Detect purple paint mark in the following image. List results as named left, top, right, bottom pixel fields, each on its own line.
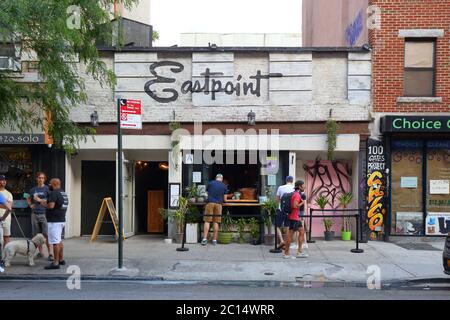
left=346, top=10, right=363, bottom=47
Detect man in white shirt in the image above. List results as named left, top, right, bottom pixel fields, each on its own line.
left=0, top=175, right=14, bottom=246
left=275, top=176, right=295, bottom=249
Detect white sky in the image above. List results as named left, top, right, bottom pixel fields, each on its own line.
left=150, top=0, right=302, bottom=46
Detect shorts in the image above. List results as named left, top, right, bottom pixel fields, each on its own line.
left=287, top=219, right=302, bottom=231
left=275, top=209, right=289, bottom=228
left=48, top=222, right=65, bottom=245
left=204, top=203, right=222, bottom=223
left=1, top=220, right=11, bottom=237
left=31, top=212, right=48, bottom=237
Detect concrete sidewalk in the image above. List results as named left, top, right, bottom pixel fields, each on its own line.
left=1, top=235, right=449, bottom=283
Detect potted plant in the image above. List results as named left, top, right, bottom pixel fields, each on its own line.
left=160, top=196, right=188, bottom=244
left=261, top=187, right=277, bottom=246
left=236, top=218, right=247, bottom=244
left=315, top=195, right=334, bottom=241
left=196, top=186, right=206, bottom=203
left=185, top=206, right=200, bottom=243
left=248, top=217, right=260, bottom=245
left=338, top=192, right=353, bottom=241
left=185, top=184, right=198, bottom=203
left=217, top=211, right=234, bottom=244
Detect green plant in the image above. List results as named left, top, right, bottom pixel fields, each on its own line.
left=315, top=195, right=333, bottom=232
left=323, top=218, right=334, bottom=232
left=338, top=192, right=354, bottom=232
left=185, top=184, right=198, bottom=199
left=186, top=206, right=201, bottom=224
left=160, top=196, right=189, bottom=234
left=236, top=218, right=247, bottom=243
left=220, top=211, right=234, bottom=232
left=248, top=218, right=260, bottom=241
left=326, top=117, right=338, bottom=161
left=262, top=192, right=277, bottom=234
left=315, top=195, right=329, bottom=210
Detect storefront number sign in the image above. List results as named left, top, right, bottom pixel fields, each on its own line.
left=120, top=99, right=142, bottom=130
left=365, top=139, right=387, bottom=240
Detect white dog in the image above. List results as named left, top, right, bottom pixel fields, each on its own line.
left=2, top=233, right=46, bottom=267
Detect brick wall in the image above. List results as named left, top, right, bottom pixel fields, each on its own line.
left=369, top=0, right=450, bottom=113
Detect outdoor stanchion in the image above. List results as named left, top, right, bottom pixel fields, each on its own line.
left=176, top=214, right=189, bottom=252
left=307, top=208, right=315, bottom=243
left=270, top=210, right=282, bottom=253
left=351, top=212, right=364, bottom=253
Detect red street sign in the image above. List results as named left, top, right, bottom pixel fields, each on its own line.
left=119, top=99, right=142, bottom=130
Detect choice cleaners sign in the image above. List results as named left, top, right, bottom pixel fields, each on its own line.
left=381, top=116, right=450, bottom=133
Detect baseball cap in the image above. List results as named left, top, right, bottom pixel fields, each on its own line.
left=0, top=175, right=6, bottom=181
left=286, top=175, right=294, bottom=183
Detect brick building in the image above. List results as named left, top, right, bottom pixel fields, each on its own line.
left=368, top=0, right=450, bottom=240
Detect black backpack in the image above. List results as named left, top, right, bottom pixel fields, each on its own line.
left=280, top=192, right=294, bottom=216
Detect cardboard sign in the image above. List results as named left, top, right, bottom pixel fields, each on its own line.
left=401, top=177, right=418, bottom=188
left=430, top=180, right=450, bottom=195
left=119, top=99, right=142, bottom=130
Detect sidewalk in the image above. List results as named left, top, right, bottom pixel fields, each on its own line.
left=1, top=235, right=449, bottom=283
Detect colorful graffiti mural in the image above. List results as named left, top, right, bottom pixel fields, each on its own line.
left=304, top=159, right=352, bottom=237
left=366, top=139, right=387, bottom=240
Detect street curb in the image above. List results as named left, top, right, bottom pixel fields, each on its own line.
left=0, top=274, right=164, bottom=281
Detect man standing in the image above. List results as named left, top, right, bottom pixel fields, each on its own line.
left=275, top=176, right=295, bottom=249
left=0, top=175, right=14, bottom=246
left=28, top=172, right=53, bottom=260
left=201, top=174, right=227, bottom=246
left=283, top=180, right=306, bottom=259
left=296, top=180, right=308, bottom=257
left=0, top=187, right=12, bottom=273
left=37, top=178, right=68, bottom=270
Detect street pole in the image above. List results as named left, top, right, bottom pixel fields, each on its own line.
left=117, top=98, right=123, bottom=269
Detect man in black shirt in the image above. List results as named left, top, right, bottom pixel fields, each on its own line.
left=37, top=178, right=69, bottom=270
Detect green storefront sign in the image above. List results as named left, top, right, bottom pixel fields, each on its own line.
left=381, top=116, right=450, bottom=133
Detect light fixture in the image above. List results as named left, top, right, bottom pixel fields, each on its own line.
left=90, top=111, right=99, bottom=127
left=247, top=110, right=256, bottom=126
left=159, top=162, right=169, bottom=170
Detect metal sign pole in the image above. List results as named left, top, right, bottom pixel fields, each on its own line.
left=117, top=98, right=124, bottom=268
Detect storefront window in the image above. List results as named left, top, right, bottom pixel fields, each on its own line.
left=0, top=147, right=33, bottom=207
left=391, top=140, right=424, bottom=235
left=426, top=141, right=450, bottom=235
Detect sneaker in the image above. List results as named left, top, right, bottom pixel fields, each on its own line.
left=201, top=239, right=207, bottom=246
left=59, top=260, right=66, bottom=266
left=296, top=252, right=309, bottom=258
left=283, top=255, right=295, bottom=260
left=212, top=240, right=217, bottom=245
left=36, top=253, right=43, bottom=259
left=0, top=266, right=4, bottom=273
left=48, top=255, right=54, bottom=262
left=44, top=263, right=60, bottom=270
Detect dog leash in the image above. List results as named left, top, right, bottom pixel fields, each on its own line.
left=11, top=211, right=27, bottom=239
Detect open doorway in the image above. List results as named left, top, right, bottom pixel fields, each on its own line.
left=135, top=161, right=168, bottom=234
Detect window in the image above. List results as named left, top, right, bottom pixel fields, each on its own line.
left=404, top=39, right=435, bottom=97
left=0, top=42, right=21, bottom=71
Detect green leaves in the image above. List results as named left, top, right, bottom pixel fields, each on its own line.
left=0, top=0, right=138, bottom=154
left=326, top=118, right=338, bottom=161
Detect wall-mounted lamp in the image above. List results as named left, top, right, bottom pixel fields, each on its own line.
left=90, top=110, right=99, bottom=127
left=247, top=110, right=256, bottom=126
left=159, top=162, right=169, bottom=171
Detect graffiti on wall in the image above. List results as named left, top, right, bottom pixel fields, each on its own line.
left=345, top=9, right=364, bottom=47
left=304, top=158, right=352, bottom=208
left=366, top=139, right=387, bottom=240
left=304, top=159, right=352, bottom=237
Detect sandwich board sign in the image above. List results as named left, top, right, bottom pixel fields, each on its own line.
left=119, top=99, right=142, bottom=130
left=91, top=197, right=125, bottom=241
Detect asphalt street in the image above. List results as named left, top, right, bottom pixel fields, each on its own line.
left=0, top=279, right=449, bottom=300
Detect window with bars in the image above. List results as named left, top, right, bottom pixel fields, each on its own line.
left=404, top=39, right=436, bottom=97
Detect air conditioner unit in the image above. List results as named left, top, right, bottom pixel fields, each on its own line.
left=0, top=56, right=12, bottom=70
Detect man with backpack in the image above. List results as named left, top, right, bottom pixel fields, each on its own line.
left=282, top=180, right=308, bottom=259
left=275, top=176, right=295, bottom=249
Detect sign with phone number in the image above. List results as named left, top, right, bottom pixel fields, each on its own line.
left=0, top=134, right=45, bottom=144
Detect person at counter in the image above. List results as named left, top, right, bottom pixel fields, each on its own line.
left=201, top=174, right=227, bottom=246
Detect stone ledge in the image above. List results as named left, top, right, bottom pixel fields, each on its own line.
left=398, top=29, right=445, bottom=38
left=397, top=97, right=443, bottom=104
